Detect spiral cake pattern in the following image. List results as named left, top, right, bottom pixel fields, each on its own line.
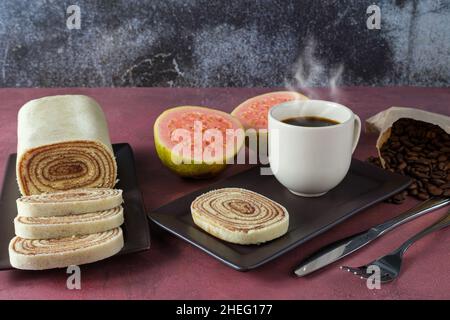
left=17, top=188, right=123, bottom=217
left=191, top=188, right=289, bottom=244
left=17, top=141, right=117, bottom=195
left=14, top=206, right=124, bottom=239
left=12, top=228, right=121, bottom=255
left=18, top=188, right=121, bottom=204
left=17, top=206, right=122, bottom=225
left=9, top=228, right=124, bottom=270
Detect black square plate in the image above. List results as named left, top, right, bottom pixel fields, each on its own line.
left=0, top=143, right=151, bottom=270
left=148, top=159, right=411, bottom=271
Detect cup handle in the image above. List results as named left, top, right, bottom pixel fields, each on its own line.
left=352, top=115, right=361, bottom=153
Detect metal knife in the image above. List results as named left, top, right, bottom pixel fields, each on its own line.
left=294, top=197, right=450, bottom=277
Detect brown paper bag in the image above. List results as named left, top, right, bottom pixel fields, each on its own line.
left=366, top=107, right=450, bottom=167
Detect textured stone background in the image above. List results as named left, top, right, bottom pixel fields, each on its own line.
left=0, top=0, right=448, bottom=87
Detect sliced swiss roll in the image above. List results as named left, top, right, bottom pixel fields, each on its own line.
left=16, top=95, right=117, bottom=196
left=14, top=206, right=124, bottom=239
left=16, top=188, right=123, bottom=217
left=191, top=188, right=289, bottom=245
left=9, top=227, right=124, bottom=270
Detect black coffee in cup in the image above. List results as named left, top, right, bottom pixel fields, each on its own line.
left=282, top=116, right=339, bottom=127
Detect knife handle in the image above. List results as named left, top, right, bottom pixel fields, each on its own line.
left=372, top=197, right=450, bottom=236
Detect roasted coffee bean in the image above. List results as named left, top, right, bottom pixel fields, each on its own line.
left=392, top=198, right=404, bottom=204
left=402, top=140, right=414, bottom=148
left=416, top=158, right=431, bottom=165
left=431, top=171, right=446, bottom=179
left=428, top=151, right=440, bottom=158
left=438, top=162, right=446, bottom=171
left=427, top=185, right=443, bottom=196
left=391, top=193, right=406, bottom=204
left=417, top=180, right=424, bottom=189
left=408, top=182, right=418, bottom=190
left=367, top=118, right=449, bottom=203
left=414, top=165, right=429, bottom=172
left=426, top=131, right=437, bottom=139
left=440, top=182, right=450, bottom=189
left=431, top=179, right=446, bottom=186
left=412, top=170, right=429, bottom=179
left=398, top=162, right=407, bottom=170
left=418, top=192, right=430, bottom=200
left=366, top=156, right=381, bottom=166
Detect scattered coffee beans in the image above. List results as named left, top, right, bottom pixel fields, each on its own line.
left=367, top=118, right=450, bottom=204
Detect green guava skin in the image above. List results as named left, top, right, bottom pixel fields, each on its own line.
left=154, top=139, right=227, bottom=178
left=153, top=106, right=244, bottom=179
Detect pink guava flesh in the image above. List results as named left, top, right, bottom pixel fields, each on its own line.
left=156, top=107, right=242, bottom=161
left=233, top=93, right=306, bottom=130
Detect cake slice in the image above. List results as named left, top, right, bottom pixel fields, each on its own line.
left=191, top=188, right=289, bottom=245
left=14, top=206, right=124, bottom=239
left=9, top=227, right=124, bottom=270
left=16, top=188, right=123, bottom=217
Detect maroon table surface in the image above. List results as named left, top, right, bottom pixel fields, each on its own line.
left=0, top=87, right=449, bottom=300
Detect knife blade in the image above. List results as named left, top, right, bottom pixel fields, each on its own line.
left=294, top=197, right=450, bottom=277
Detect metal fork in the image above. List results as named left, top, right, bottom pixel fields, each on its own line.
left=341, top=209, right=450, bottom=283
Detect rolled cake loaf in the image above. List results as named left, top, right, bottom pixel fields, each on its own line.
left=16, top=188, right=123, bottom=217
left=9, top=227, right=124, bottom=270
left=16, top=95, right=117, bottom=195
left=14, top=206, right=124, bottom=239
left=191, top=188, right=289, bottom=245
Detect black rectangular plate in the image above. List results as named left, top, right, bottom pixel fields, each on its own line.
left=149, top=159, right=411, bottom=271
left=0, top=143, right=151, bottom=270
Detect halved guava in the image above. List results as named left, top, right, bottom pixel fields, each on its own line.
left=154, top=106, right=245, bottom=178
left=231, top=91, right=309, bottom=131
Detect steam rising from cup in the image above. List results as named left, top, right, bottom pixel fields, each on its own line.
left=286, top=39, right=344, bottom=102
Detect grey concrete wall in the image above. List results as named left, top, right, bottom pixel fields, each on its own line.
left=0, top=0, right=448, bottom=87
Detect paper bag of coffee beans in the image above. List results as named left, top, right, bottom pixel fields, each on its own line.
left=366, top=107, right=450, bottom=203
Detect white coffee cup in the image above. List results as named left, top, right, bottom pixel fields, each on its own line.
left=268, top=100, right=361, bottom=197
